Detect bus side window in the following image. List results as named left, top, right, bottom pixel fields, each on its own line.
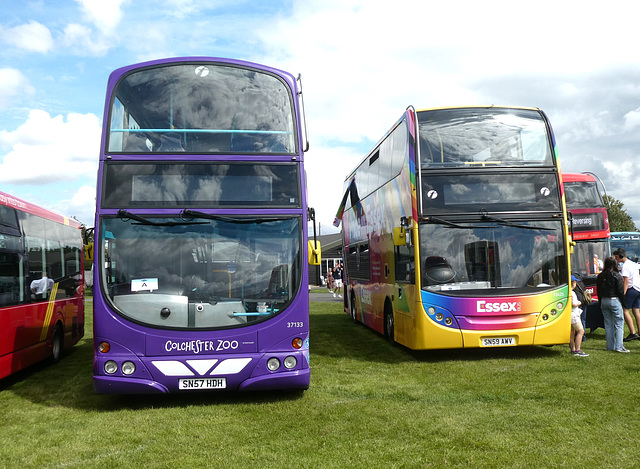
left=395, top=243, right=414, bottom=284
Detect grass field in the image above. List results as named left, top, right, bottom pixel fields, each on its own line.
left=1, top=298, right=640, bottom=468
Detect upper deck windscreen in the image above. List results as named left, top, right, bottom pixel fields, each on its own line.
left=564, top=180, right=605, bottom=210
left=417, top=108, right=553, bottom=168
left=107, top=63, right=296, bottom=154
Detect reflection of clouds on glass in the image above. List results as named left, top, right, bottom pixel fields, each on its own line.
left=193, top=178, right=223, bottom=201
left=419, top=109, right=551, bottom=167
left=111, top=63, right=296, bottom=153
left=444, top=182, right=537, bottom=205
left=132, top=175, right=189, bottom=202
left=104, top=218, right=300, bottom=307
left=421, top=223, right=564, bottom=289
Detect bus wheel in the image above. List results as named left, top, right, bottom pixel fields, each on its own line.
left=384, top=303, right=395, bottom=345
left=350, top=292, right=358, bottom=324
left=51, top=323, right=64, bottom=364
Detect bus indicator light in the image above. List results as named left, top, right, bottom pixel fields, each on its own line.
left=99, top=342, right=110, bottom=353
left=292, top=338, right=303, bottom=349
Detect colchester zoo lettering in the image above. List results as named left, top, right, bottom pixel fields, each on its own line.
left=165, top=339, right=239, bottom=354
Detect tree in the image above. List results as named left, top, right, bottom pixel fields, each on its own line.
left=604, top=195, right=638, bottom=232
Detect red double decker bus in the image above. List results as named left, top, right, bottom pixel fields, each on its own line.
left=0, top=190, right=85, bottom=380
left=563, top=172, right=610, bottom=301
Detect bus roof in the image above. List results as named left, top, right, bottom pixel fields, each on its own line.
left=562, top=173, right=597, bottom=183
left=0, top=190, right=82, bottom=228
left=415, top=105, right=541, bottom=113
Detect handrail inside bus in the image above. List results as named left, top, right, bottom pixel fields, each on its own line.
left=111, top=128, right=292, bottom=135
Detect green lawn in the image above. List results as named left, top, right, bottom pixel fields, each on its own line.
left=1, top=299, right=639, bottom=468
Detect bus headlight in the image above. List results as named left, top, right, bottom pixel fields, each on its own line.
left=104, top=360, right=118, bottom=374
left=284, top=356, right=297, bottom=369
left=267, top=358, right=281, bottom=371
left=121, top=361, right=136, bottom=375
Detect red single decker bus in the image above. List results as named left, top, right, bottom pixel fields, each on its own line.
left=0, top=190, right=85, bottom=380
left=563, top=172, right=610, bottom=301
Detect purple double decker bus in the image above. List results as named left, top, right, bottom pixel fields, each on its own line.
left=93, top=57, right=319, bottom=394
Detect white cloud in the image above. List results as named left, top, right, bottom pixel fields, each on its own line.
left=623, top=108, right=640, bottom=132
left=0, top=110, right=101, bottom=184
left=304, top=144, right=363, bottom=234
left=0, top=68, right=35, bottom=110
left=250, top=0, right=640, bottom=227
left=67, top=184, right=97, bottom=226
left=61, top=23, right=111, bottom=56
left=74, top=0, right=129, bottom=33
left=59, top=0, right=129, bottom=55
left=0, top=20, right=53, bottom=53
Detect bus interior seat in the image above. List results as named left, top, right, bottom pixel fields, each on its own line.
left=123, top=133, right=150, bottom=152
left=423, top=256, right=456, bottom=285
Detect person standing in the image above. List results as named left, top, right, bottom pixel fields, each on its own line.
left=569, top=275, right=589, bottom=357
left=596, top=257, right=629, bottom=352
left=326, top=267, right=334, bottom=292
left=613, top=248, right=640, bottom=341
left=333, top=262, right=343, bottom=298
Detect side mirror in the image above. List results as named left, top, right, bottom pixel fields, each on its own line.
left=84, top=241, right=94, bottom=263
left=308, top=240, right=321, bottom=265
left=568, top=236, right=576, bottom=255
left=393, top=226, right=406, bottom=246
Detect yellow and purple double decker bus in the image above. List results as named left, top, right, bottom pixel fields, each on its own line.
left=93, top=57, right=319, bottom=394
left=336, top=106, right=571, bottom=349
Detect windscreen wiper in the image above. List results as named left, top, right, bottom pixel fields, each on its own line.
left=422, top=216, right=490, bottom=229
left=480, top=210, right=553, bottom=231
left=118, top=209, right=208, bottom=226
left=181, top=209, right=286, bottom=224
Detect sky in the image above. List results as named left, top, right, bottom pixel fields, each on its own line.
left=2, top=0, right=640, bottom=233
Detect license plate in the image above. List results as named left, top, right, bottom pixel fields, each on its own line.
left=481, top=337, right=516, bottom=347
left=179, top=378, right=227, bottom=390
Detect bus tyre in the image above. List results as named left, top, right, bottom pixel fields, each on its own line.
left=51, top=323, right=64, bottom=364
left=384, top=303, right=395, bottom=346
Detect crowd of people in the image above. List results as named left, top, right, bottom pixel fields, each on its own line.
left=573, top=247, right=640, bottom=356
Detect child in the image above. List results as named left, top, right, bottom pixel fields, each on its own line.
left=570, top=275, right=589, bottom=357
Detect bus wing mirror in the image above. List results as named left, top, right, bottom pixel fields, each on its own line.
left=308, top=240, right=321, bottom=265
left=84, top=241, right=94, bottom=263
left=393, top=226, right=406, bottom=246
